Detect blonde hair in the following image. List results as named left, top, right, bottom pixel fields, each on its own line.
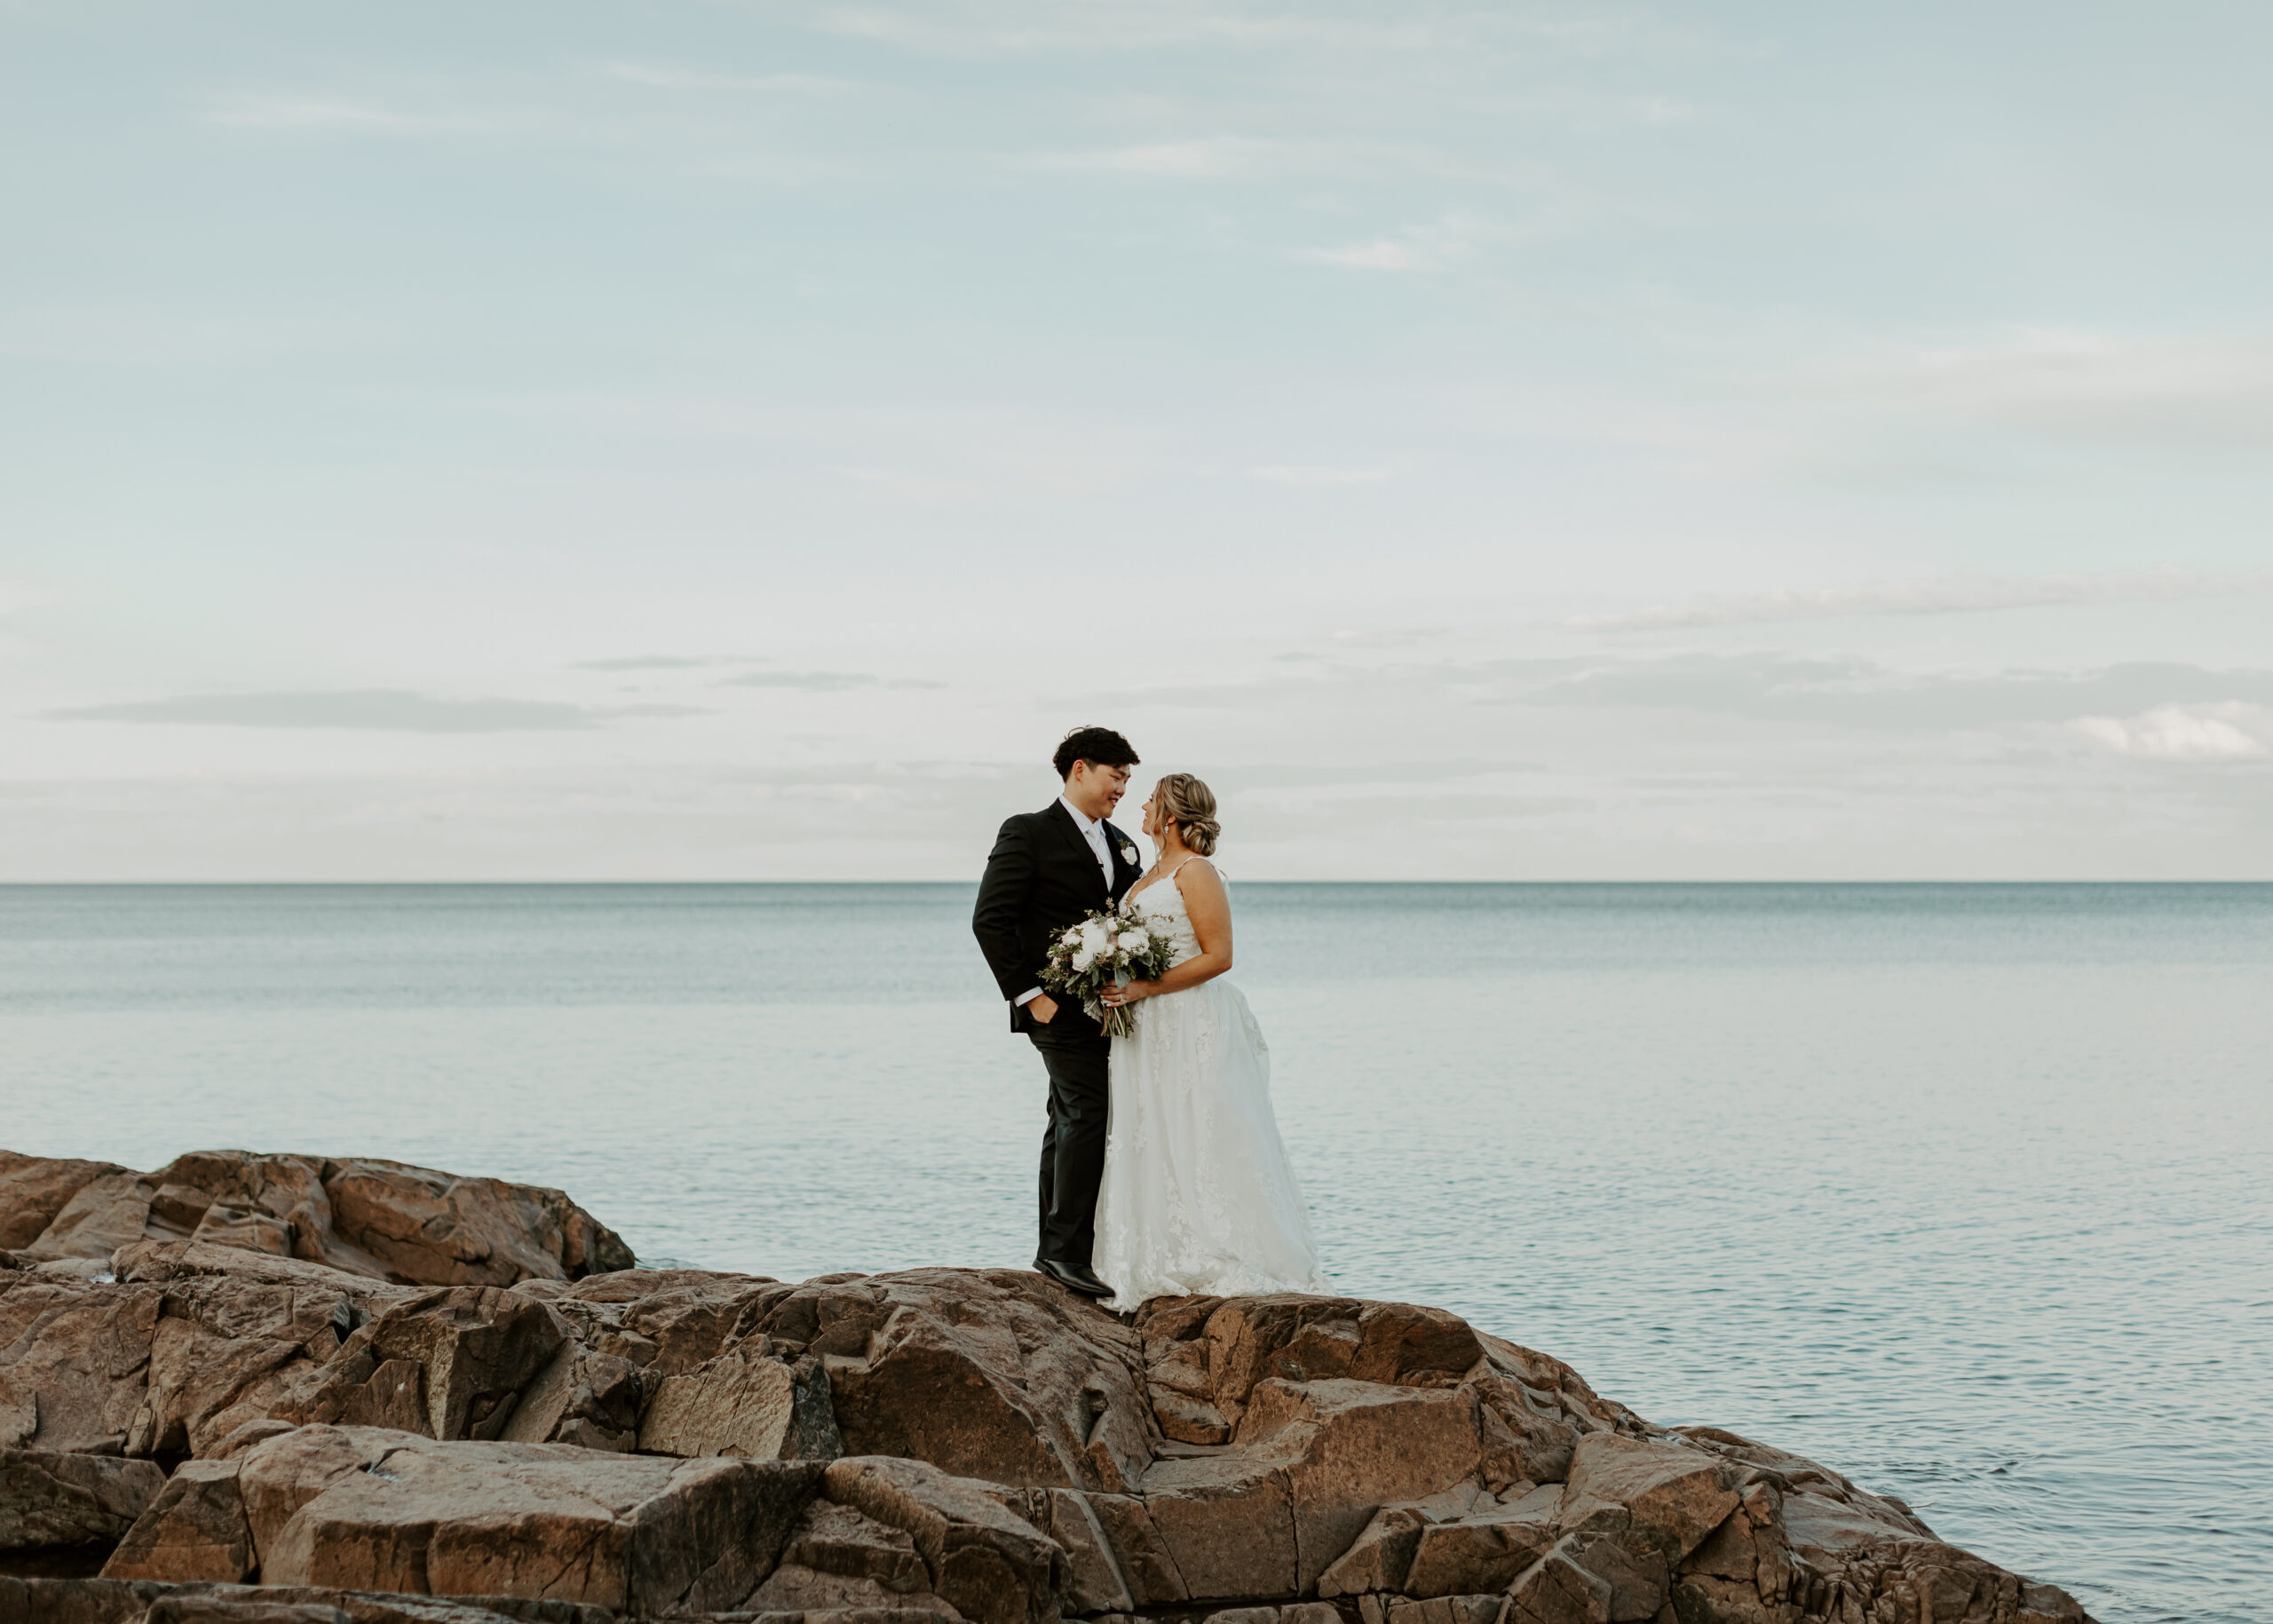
left=1153, top=772, right=1221, bottom=857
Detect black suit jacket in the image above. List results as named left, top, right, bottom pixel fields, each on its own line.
left=973, top=800, right=1139, bottom=1039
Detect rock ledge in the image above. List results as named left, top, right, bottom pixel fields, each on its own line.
left=0, top=1149, right=2094, bottom=1624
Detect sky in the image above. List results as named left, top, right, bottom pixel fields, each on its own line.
left=4, top=1, right=2271, bottom=880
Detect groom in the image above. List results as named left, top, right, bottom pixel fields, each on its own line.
left=971, top=726, right=1143, bottom=1297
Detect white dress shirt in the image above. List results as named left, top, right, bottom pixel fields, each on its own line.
left=1016, top=795, right=1115, bottom=1009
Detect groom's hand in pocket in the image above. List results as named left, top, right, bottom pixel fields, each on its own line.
left=1028, top=994, right=1060, bottom=1026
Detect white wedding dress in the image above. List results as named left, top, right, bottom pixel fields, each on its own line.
left=1093, top=861, right=1331, bottom=1311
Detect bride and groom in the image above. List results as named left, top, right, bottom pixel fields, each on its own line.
left=970, top=725, right=1329, bottom=1310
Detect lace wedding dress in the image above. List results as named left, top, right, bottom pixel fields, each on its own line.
left=1092, top=862, right=1331, bottom=1311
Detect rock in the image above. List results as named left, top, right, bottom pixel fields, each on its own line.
left=112, top=1243, right=411, bottom=1310
left=1399, top=1485, right=1560, bottom=1599
left=996, top=1486, right=1136, bottom=1614
left=0, top=1450, right=166, bottom=1549
left=1178, top=1298, right=1484, bottom=1430
left=1506, top=1547, right=1613, bottom=1624
left=0, top=1151, right=633, bottom=1290
left=820, top=1455, right=1065, bottom=1624
left=100, top=1460, right=257, bottom=1583
left=131, top=1266, right=377, bottom=1459
left=1316, top=1501, right=1436, bottom=1597
left=1151, top=1390, right=1232, bottom=1446
left=317, top=1160, right=631, bottom=1288
left=0, top=1274, right=161, bottom=1453
left=204, top=1427, right=823, bottom=1614
left=0, top=1155, right=127, bottom=1253
left=494, top=1348, right=640, bottom=1453
left=1079, top=1490, right=1189, bottom=1606
left=1559, top=1435, right=1738, bottom=1565
left=513, top=1269, right=788, bottom=1376
left=779, top=1497, right=934, bottom=1592
left=1556, top=1530, right=1666, bottom=1622
left=270, top=1287, right=570, bottom=1444
left=12, top=1173, right=155, bottom=1267
left=1385, top=1596, right=1506, bottom=1624
left=637, top=1351, right=840, bottom=1461
left=772, top=1270, right=1150, bottom=1493
left=1138, top=1454, right=1297, bottom=1602
left=0, top=1151, right=2102, bottom=1624
left=1, top=1575, right=617, bottom=1623
left=1236, top=1378, right=1489, bottom=1591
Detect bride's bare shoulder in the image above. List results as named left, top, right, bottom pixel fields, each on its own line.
left=1174, top=856, right=1226, bottom=897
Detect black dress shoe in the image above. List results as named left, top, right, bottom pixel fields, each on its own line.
left=1035, top=1257, right=1113, bottom=1297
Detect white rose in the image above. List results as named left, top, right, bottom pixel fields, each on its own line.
left=1079, top=922, right=1110, bottom=952
left=1060, top=928, right=1081, bottom=946
left=1073, top=948, right=1097, bottom=971
left=1116, top=930, right=1147, bottom=952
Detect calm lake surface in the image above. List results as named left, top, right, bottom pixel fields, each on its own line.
left=3, top=883, right=2268, bottom=1624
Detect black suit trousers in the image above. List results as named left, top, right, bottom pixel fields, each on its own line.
left=1032, top=1023, right=1112, bottom=1269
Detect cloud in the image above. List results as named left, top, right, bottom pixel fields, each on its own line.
left=1025, top=138, right=1295, bottom=178
left=1298, top=240, right=1430, bottom=271
left=1088, top=651, right=2273, bottom=740
left=202, top=95, right=499, bottom=136
left=1248, top=464, right=1394, bottom=487
left=1507, top=654, right=2273, bottom=734
left=717, top=669, right=950, bottom=691
left=1295, top=214, right=1501, bottom=273
left=1831, top=330, right=2273, bottom=450
left=2071, top=703, right=2271, bottom=763
left=812, top=5, right=1461, bottom=57
left=46, top=691, right=609, bottom=733
left=601, top=63, right=867, bottom=95
left=571, top=655, right=743, bottom=671
left=0, top=579, right=53, bottom=619
left=1566, top=566, right=2273, bottom=632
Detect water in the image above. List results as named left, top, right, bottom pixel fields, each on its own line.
left=3, top=883, right=2268, bottom=1624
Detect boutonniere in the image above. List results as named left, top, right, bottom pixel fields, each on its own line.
left=1118, top=841, right=1138, bottom=867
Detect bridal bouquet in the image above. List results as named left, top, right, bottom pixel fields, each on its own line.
left=1039, top=902, right=1178, bottom=1039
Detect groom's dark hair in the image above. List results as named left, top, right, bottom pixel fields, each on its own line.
left=1054, top=725, right=1139, bottom=780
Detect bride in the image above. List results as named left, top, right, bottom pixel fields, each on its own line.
left=1092, top=772, right=1331, bottom=1311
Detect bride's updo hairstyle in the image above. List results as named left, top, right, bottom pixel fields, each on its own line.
left=1154, top=772, right=1221, bottom=857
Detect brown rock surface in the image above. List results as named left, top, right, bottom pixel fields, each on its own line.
left=0, top=1155, right=128, bottom=1254
left=0, top=1450, right=166, bottom=1550
left=4, top=1153, right=2098, bottom=1624
left=0, top=1272, right=162, bottom=1454
left=636, top=1351, right=840, bottom=1461
left=99, top=1459, right=257, bottom=1583
left=3, top=1575, right=616, bottom=1623
left=1, top=1152, right=632, bottom=1289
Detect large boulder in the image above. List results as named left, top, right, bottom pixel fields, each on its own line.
left=821, top=1455, right=1066, bottom=1624
left=97, top=1430, right=1075, bottom=1623
left=635, top=1351, right=840, bottom=1461
left=0, top=1450, right=166, bottom=1552
left=0, top=1154, right=127, bottom=1253
left=0, top=1152, right=633, bottom=1289
left=752, top=1268, right=1152, bottom=1493
left=107, top=1425, right=822, bottom=1614
left=0, top=1272, right=162, bottom=1454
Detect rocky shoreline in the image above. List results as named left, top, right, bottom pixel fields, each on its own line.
left=1, top=1149, right=2093, bottom=1624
